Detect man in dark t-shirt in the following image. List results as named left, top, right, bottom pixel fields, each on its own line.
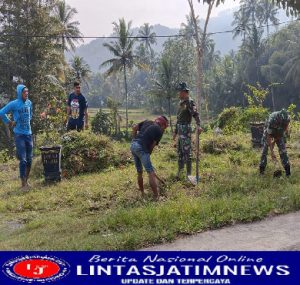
left=67, top=82, right=88, bottom=131
left=130, top=116, right=168, bottom=200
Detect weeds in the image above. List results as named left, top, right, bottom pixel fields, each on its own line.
left=0, top=130, right=299, bottom=250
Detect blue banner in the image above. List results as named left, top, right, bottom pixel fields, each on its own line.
left=0, top=251, right=299, bottom=285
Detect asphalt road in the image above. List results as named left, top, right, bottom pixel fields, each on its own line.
left=143, top=211, right=300, bottom=251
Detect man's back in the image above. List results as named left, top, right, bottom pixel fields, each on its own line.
left=134, top=120, right=163, bottom=153
left=267, top=110, right=289, bottom=137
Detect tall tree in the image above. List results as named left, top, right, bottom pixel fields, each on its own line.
left=242, top=24, right=264, bottom=82
left=240, top=0, right=260, bottom=25
left=54, top=0, right=83, bottom=52
left=0, top=0, right=66, bottom=135
left=70, top=55, right=91, bottom=86
left=257, top=0, right=279, bottom=110
left=181, top=13, right=200, bottom=42
left=232, top=7, right=251, bottom=43
left=271, top=0, right=300, bottom=14
left=152, top=57, right=176, bottom=132
left=284, top=38, right=300, bottom=88
left=257, top=0, right=279, bottom=36
left=101, top=18, right=140, bottom=135
left=187, top=0, right=219, bottom=112
left=137, top=23, right=157, bottom=58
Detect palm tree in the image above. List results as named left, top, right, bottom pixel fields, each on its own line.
left=137, top=23, right=157, bottom=57
left=240, top=0, right=260, bottom=26
left=70, top=56, right=91, bottom=86
left=152, top=57, right=176, bottom=132
left=232, top=8, right=251, bottom=43
left=257, top=0, right=279, bottom=36
left=284, top=40, right=300, bottom=88
left=101, top=18, right=140, bottom=135
left=203, top=37, right=220, bottom=71
left=181, top=13, right=200, bottom=42
left=55, top=0, right=83, bottom=52
left=257, top=0, right=279, bottom=110
left=242, top=24, right=264, bottom=82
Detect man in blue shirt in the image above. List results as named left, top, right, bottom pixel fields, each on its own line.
left=67, top=82, right=88, bottom=131
left=0, top=84, right=33, bottom=189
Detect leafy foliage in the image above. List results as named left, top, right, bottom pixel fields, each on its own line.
left=60, top=131, right=126, bottom=177
left=101, top=18, right=142, bottom=134
left=0, top=0, right=71, bottom=137
left=91, top=109, right=113, bottom=136
left=244, top=83, right=269, bottom=107
left=217, top=106, right=269, bottom=133
left=54, top=0, right=83, bottom=52
left=69, top=56, right=91, bottom=89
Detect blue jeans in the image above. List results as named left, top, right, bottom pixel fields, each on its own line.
left=130, top=141, right=154, bottom=173
left=67, top=119, right=84, bottom=132
left=14, top=134, right=33, bottom=179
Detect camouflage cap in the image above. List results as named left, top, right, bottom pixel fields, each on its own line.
left=176, top=82, right=190, bottom=91
left=280, top=109, right=290, bottom=123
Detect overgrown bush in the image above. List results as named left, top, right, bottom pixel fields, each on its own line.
left=60, top=131, right=128, bottom=177
left=217, top=106, right=268, bottom=134
left=217, top=107, right=242, bottom=129
left=91, top=109, right=113, bottom=135
left=202, top=135, right=243, bottom=154
left=238, top=106, right=268, bottom=127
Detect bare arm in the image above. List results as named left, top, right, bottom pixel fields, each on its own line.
left=67, top=106, right=71, bottom=116
left=132, top=124, right=139, bottom=138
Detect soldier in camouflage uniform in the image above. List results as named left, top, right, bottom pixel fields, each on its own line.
left=259, top=109, right=291, bottom=176
left=173, top=82, right=202, bottom=178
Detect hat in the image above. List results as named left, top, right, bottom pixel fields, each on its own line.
left=280, top=109, right=290, bottom=123
left=176, top=82, right=190, bottom=92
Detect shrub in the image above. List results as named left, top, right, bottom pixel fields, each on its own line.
left=202, top=135, right=243, bottom=154
left=60, top=131, right=125, bottom=177
left=217, top=106, right=269, bottom=134
left=239, top=107, right=269, bottom=126
left=217, top=107, right=242, bottom=129
left=91, top=109, right=113, bottom=136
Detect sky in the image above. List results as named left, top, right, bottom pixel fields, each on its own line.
left=66, top=0, right=240, bottom=43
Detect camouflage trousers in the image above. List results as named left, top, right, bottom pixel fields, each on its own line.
left=176, top=124, right=192, bottom=176
left=259, top=131, right=289, bottom=169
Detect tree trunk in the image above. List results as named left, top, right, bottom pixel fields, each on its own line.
left=123, top=63, right=129, bottom=136
left=187, top=0, right=202, bottom=109
left=256, top=58, right=260, bottom=82
left=187, top=0, right=215, bottom=118
left=205, top=95, right=210, bottom=124
left=267, top=20, right=275, bottom=111
left=168, top=96, right=173, bottom=133
left=62, top=35, right=65, bottom=52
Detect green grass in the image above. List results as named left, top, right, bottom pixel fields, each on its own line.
left=0, top=129, right=300, bottom=250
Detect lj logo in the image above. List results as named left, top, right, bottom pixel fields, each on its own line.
left=2, top=255, right=70, bottom=283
